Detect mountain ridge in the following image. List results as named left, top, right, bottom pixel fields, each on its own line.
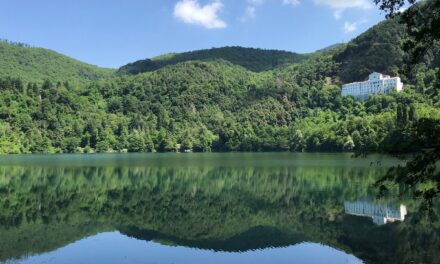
left=0, top=15, right=407, bottom=84
left=117, top=46, right=311, bottom=75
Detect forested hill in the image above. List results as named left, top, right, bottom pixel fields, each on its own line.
left=117, top=47, right=309, bottom=75
left=0, top=4, right=438, bottom=154
left=116, top=16, right=411, bottom=81
left=334, top=6, right=438, bottom=85
left=0, top=14, right=411, bottom=85
left=334, top=18, right=406, bottom=83
left=0, top=40, right=114, bottom=83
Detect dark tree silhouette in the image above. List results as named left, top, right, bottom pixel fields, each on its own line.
left=373, top=0, right=417, bottom=18
left=376, top=119, right=440, bottom=211
left=374, top=0, right=440, bottom=210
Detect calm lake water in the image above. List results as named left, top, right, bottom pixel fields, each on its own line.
left=0, top=153, right=438, bottom=264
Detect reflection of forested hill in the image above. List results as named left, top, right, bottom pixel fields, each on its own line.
left=0, top=222, right=109, bottom=262
left=120, top=226, right=307, bottom=252
left=0, top=161, right=438, bottom=263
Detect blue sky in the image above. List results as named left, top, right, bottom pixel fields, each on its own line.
left=0, top=0, right=388, bottom=68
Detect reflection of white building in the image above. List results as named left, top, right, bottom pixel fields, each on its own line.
left=344, top=200, right=407, bottom=225
left=341, top=72, right=404, bottom=100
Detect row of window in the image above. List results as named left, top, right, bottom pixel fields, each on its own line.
left=342, top=83, right=396, bottom=89
left=343, top=78, right=398, bottom=88
left=343, top=86, right=395, bottom=92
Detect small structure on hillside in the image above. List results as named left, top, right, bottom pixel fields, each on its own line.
left=341, top=72, right=404, bottom=100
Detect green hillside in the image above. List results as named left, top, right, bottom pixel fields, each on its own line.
left=117, top=46, right=309, bottom=75
left=0, top=5, right=438, bottom=154
left=0, top=40, right=114, bottom=83
left=1, top=53, right=438, bottom=154
left=334, top=3, right=440, bottom=84
left=334, top=18, right=406, bottom=83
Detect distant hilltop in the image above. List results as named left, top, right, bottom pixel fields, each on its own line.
left=116, top=46, right=310, bottom=75
left=0, top=14, right=411, bottom=85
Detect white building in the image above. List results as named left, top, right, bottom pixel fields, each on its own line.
left=344, top=200, right=407, bottom=225
left=341, top=72, right=404, bottom=100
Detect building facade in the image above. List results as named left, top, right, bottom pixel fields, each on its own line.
left=344, top=200, right=407, bottom=225
left=341, top=72, right=404, bottom=100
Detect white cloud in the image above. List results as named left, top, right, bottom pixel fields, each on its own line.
left=241, top=0, right=265, bottom=22
left=343, top=22, right=357, bottom=33
left=314, top=0, right=370, bottom=10
left=343, top=19, right=367, bottom=33
left=397, top=6, right=408, bottom=13
left=333, top=9, right=343, bottom=20
left=249, top=0, right=264, bottom=4
left=314, top=0, right=371, bottom=19
left=174, top=0, right=227, bottom=29
left=283, top=0, right=300, bottom=6
left=244, top=6, right=257, bottom=19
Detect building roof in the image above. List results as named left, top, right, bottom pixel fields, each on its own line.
left=342, top=72, right=400, bottom=86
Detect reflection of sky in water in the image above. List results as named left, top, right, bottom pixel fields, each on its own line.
left=18, top=232, right=363, bottom=264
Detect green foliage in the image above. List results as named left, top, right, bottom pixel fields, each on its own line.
left=0, top=53, right=438, bottom=154
left=117, top=46, right=310, bottom=75
left=0, top=40, right=114, bottom=84
left=0, top=155, right=437, bottom=263
left=334, top=18, right=406, bottom=83
left=0, top=8, right=439, bottom=154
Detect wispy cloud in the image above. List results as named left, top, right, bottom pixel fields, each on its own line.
left=343, top=22, right=357, bottom=33
left=314, top=0, right=371, bottom=19
left=397, top=6, right=408, bottom=14
left=174, top=0, right=227, bottom=29
left=343, top=19, right=367, bottom=33
left=282, top=0, right=300, bottom=7
left=241, top=0, right=265, bottom=22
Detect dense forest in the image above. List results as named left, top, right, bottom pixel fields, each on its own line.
left=117, top=46, right=310, bottom=75
left=0, top=4, right=438, bottom=154
left=0, top=40, right=114, bottom=84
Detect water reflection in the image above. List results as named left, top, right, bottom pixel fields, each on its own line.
left=344, top=200, right=408, bottom=225
left=0, top=153, right=438, bottom=264
left=13, top=232, right=363, bottom=264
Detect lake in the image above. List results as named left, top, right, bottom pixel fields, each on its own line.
left=0, top=153, right=438, bottom=264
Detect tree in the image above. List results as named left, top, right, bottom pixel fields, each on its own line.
left=373, top=0, right=440, bottom=209
left=373, top=0, right=417, bottom=18
left=127, top=131, right=146, bottom=152
left=343, top=136, right=355, bottom=151
left=375, top=0, right=440, bottom=70
left=61, top=137, right=81, bottom=153
left=290, top=129, right=305, bottom=152
left=376, top=118, right=440, bottom=211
